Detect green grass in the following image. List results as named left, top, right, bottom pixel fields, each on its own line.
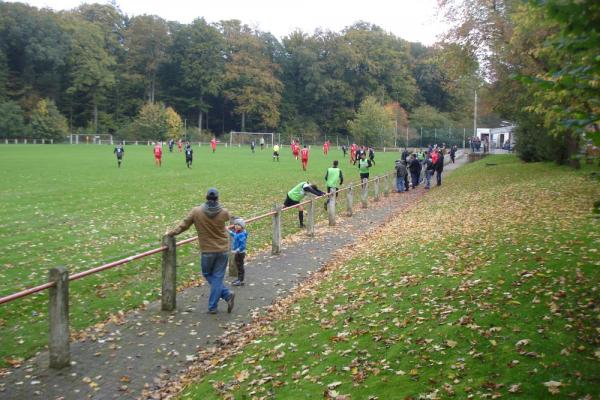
left=180, top=155, right=600, bottom=399
left=0, top=144, right=399, bottom=367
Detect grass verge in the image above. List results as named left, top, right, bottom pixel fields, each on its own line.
left=178, top=155, right=600, bottom=399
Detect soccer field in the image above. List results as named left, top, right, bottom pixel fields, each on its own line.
left=0, top=143, right=399, bottom=364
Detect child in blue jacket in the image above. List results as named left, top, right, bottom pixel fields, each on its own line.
left=229, top=218, right=248, bottom=286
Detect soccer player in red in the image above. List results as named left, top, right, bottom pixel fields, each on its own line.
left=211, top=137, right=217, bottom=153
left=292, top=141, right=300, bottom=160
left=350, top=143, right=357, bottom=164
left=323, top=140, right=329, bottom=155
left=154, top=142, right=163, bottom=167
left=177, top=139, right=183, bottom=152
left=300, top=145, right=309, bottom=171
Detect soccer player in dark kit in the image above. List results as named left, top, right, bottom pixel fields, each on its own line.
left=114, top=143, right=124, bottom=168
left=185, top=143, right=193, bottom=168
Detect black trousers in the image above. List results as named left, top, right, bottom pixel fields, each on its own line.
left=234, top=252, right=245, bottom=282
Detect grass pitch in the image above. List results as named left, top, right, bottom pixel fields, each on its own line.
left=0, top=143, right=399, bottom=366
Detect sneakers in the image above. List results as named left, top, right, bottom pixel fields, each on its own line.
left=232, top=280, right=244, bottom=286
left=227, top=292, right=235, bottom=313
left=206, top=309, right=217, bottom=314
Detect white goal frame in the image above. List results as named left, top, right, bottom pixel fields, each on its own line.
left=229, top=131, right=274, bottom=148
left=70, top=134, right=114, bottom=145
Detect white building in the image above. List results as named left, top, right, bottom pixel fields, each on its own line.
left=477, top=126, right=516, bottom=149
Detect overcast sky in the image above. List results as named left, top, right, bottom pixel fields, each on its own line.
left=19, top=0, right=447, bottom=45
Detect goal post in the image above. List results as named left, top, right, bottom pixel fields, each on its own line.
left=229, top=131, right=274, bottom=148
left=69, top=134, right=114, bottom=145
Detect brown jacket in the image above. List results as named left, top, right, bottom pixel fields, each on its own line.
left=168, top=205, right=230, bottom=252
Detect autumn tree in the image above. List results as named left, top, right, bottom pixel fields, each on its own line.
left=30, top=98, right=68, bottom=139
left=60, top=14, right=116, bottom=134
left=165, top=106, right=183, bottom=139
left=130, top=102, right=169, bottom=140
left=221, top=20, right=283, bottom=131
left=125, top=15, right=170, bottom=104
left=348, top=96, right=395, bottom=146
left=166, top=18, right=225, bottom=136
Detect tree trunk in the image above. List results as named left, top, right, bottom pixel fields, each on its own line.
left=241, top=111, right=246, bottom=132
left=150, top=73, right=156, bottom=104
left=198, top=108, right=203, bottom=137
left=93, top=93, right=98, bottom=134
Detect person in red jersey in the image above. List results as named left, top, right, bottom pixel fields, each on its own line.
left=301, top=145, right=309, bottom=171
left=211, top=137, right=217, bottom=153
left=350, top=143, right=357, bottom=164
left=177, top=139, right=183, bottom=152
left=323, top=140, right=329, bottom=155
left=154, top=142, right=163, bottom=167
left=292, top=141, right=300, bottom=160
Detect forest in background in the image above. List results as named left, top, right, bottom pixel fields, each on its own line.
left=0, top=1, right=483, bottom=144
left=0, top=0, right=597, bottom=161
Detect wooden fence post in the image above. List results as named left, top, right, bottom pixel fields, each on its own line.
left=346, top=184, right=353, bottom=216
left=374, top=177, right=381, bottom=202
left=307, top=198, right=315, bottom=237
left=48, top=266, right=70, bottom=369
left=272, top=204, right=282, bottom=254
left=383, top=174, right=390, bottom=197
left=361, top=180, right=369, bottom=209
left=328, top=191, right=336, bottom=226
left=161, top=235, right=177, bottom=311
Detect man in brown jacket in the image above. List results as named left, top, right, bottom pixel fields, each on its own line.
left=166, top=188, right=235, bottom=314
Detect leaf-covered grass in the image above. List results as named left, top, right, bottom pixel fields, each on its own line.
left=0, top=144, right=399, bottom=367
left=181, top=155, right=600, bottom=399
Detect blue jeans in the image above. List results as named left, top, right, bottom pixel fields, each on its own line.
left=425, top=170, right=433, bottom=189
left=436, top=170, right=442, bottom=186
left=200, top=252, right=232, bottom=311
left=396, top=176, right=405, bottom=192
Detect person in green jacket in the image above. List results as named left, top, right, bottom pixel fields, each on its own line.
left=324, top=160, right=344, bottom=210
left=284, top=181, right=326, bottom=227
left=357, top=152, right=372, bottom=188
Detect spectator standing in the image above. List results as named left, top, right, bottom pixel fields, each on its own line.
left=394, top=159, right=408, bottom=192
left=435, top=149, right=444, bottom=186
left=408, top=154, right=421, bottom=189
left=166, top=188, right=235, bottom=314
left=424, top=153, right=435, bottom=189
left=228, top=218, right=247, bottom=286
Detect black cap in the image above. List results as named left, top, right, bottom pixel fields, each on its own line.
left=206, top=187, right=219, bottom=200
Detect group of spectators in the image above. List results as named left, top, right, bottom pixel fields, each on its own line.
left=394, top=144, right=457, bottom=191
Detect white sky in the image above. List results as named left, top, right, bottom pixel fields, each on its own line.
left=20, top=0, right=447, bottom=45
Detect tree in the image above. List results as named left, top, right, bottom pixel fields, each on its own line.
left=165, top=106, right=183, bottom=139
left=348, top=96, right=395, bottom=146
left=0, top=3, right=69, bottom=101
left=167, top=18, right=225, bottom=136
left=61, top=14, right=116, bottom=134
left=221, top=20, right=283, bottom=131
left=30, top=98, right=68, bottom=139
left=0, top=100, right=26, bottom=138
left=130, top=102, right=169, bottom=140
left=520, top=0, right=600, bottom=146
left=125, top=15, right=170, bottom=104
left=408, top=105, right=454, bottom=128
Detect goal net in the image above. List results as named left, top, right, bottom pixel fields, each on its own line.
left=70, top=134, right=114, bottom=145
left=229, top=131, right=274, bottom=148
